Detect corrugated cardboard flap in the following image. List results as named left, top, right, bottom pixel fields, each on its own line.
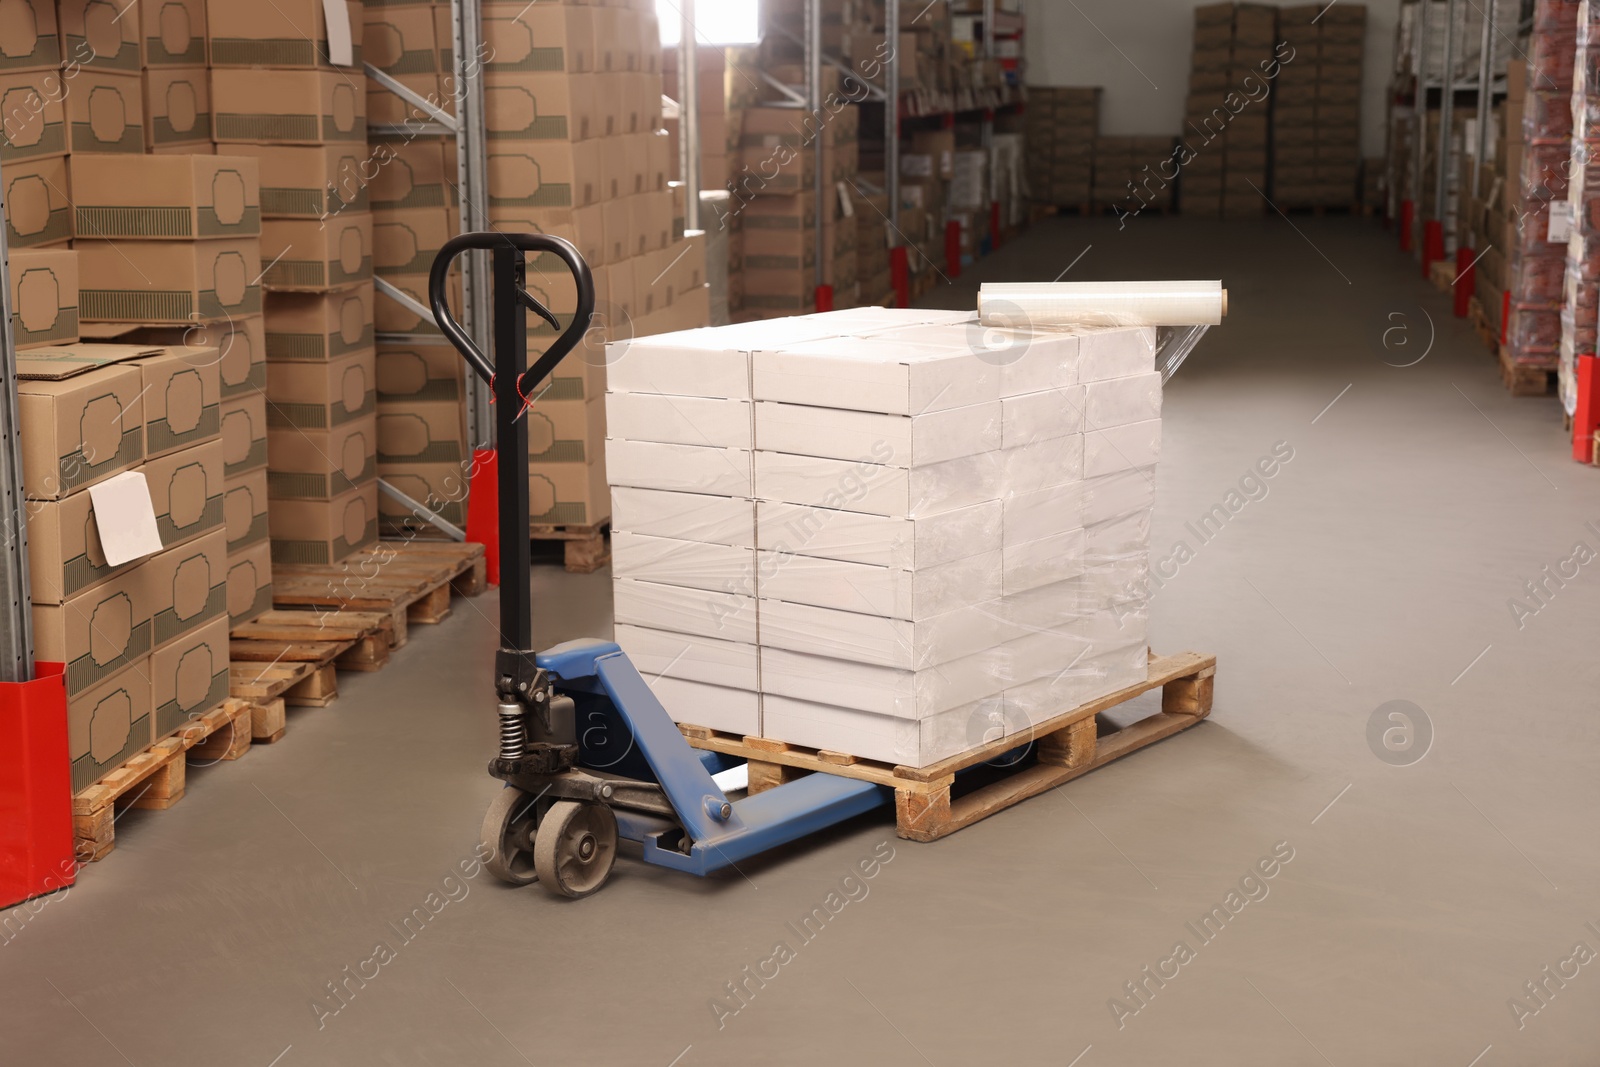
left=14, top=344, right=163, bottom=380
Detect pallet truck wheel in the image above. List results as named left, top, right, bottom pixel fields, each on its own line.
left=481, top=788, right=544, bottom=886
left=534, top=800, right=618, bottom=898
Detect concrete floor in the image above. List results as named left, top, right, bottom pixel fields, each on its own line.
left=7, top=215, right=1600, bottom=1066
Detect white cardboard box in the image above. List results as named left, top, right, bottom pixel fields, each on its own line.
left=650, top=674, right=760, bottom=735
left=1002, top=480, right=1086, bottom=546
left=756, top=547, right=1002, bottom=620
left=605, top=438, right=752, bottom=496
left=1083, top=419, right=1161, bottom=477
left=612, top=531, right=754, bottom=594
left=753, top=399, right=1001, bottom=466
left=612, top=577, right=757, bottom=644
left=606, top=317, right=844, bottom=398
left=859, top=321, right=1080, bottom=397
left=752, top=338, right=998, bottom=415
left=756, top=498, right=1001, bottom=569
left=1083, top=467, right=1155, bottom=528
left=758, top=596, right=1016, bottom=670
left=761, top=644, right=1005, bottom=719
left=1002, top=385, right=1085, bottom=447
left=1084, top=371, right=1162, bottom=427
left=762, top=691, right=1006, bottom=766
left=605, top=391, right=753, bottom=448
left=1002, top=526, right=1087, bottom=595
left=615, top=623, right=759, bottom=691
left=1078, top=326, right=1157, bottom=382
left=1001, top=435, right=1084, bottom=495
left=754, top=450, right=1001, bottom=518
left=612, top=486, right=754, bottom=546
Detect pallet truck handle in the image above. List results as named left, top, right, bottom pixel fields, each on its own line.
left=427, top=232, right=597, bottom=658
left=427, top=232, right=596, bottom=402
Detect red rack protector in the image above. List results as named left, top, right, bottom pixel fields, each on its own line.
left=0, top=664, right=77, bottom=910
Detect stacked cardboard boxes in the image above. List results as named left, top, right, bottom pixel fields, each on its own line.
left=142, top=0, right=212, bottom=153
left=605, top=307, right=1159, bottom=767
left=1561, top=0, right=1600, bottom=411
left=1024, top=87, right=1099, bottom=208
left=1274, top=4, right=1365, bottom=208
left=1094, top=136, right=1178, bottom=214
left=208, top=0, right=379, bottom=567
left=18, top=343, right=230, bottom=792
left=1505, top=0, right=1579, bottom=375
left=1183, top=3, right=1274, bottom=217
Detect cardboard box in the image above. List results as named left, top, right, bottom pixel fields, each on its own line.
left=0, top=70, right=67, bottom=163
left=483, top=3, right=593, bottom=75
left=132, top=345, right=220, bottom=461
left=8, top=247, right=77, bottom=349
left=529, top=459, right=608, bottom=525
left=525, top=397, right=601, bottom=463
left=208, top=0, right=363, bottom=69
left=269, top=482, right=378, bottom=564
left=265, top=351, right=376, bottom=430
left=15, top=346, right=149, bottom=499
left=486, top=139, right=604, bottom=211
left=58, top=0, right=140, bottom=71
left=34, top=563, right=152, bottom=696
left=369, top=271, right=443, bottom=335
left=532, top=348, right=607, bottom=402
left=376, top=400, right=465, bottom=465
left=24, top=484, right=146, bottom=605
left=219, top=391, right=267, bottom=477
left=143, top=438, right=225, bottom=548
left=365, top=70, right=441, bottom=127
left=363, top=5, right=441, bottom=77
left=367, top=138, right=444, bottom=211
left=69, top=154, right=260, bottom=240
left=375, top=341, right=463, bottom=403
left=77, top=238, right=262, bottom=324
left=63, top=68, right=143, bottom=154
left=225, top=538, right=273, bottom=623
left=489, top=202, right=605, bottom=267
left=260, top=214, right=373, bottom=291
left=222, top=467, right=269, bottom=553
left=211, top=69, right=367, bottom=145
left=150, top=614, right=229, bottom=739
left=0, top=0, right=61, bottom=74
left=3, top=155, right=71, bottom=247
left=264, top=289, right=375, bottom=362
left=485, top=72, right=600, bottom=141
left=267, top=412, right=377, bottom=499
left=377, top=463, right=469, bottom=531
left=142, top=65, right=211, bottom=148
left=69, top=659, right=153, bottom=792
left=120, top=315, right=265, bottom=399
left=142, top=0, right=206, bottom=66
left=229, top=143, right=368, bottom=219
left=372, top=206, right=452, bottom=276
left=142, top=527, right=227, bottom=647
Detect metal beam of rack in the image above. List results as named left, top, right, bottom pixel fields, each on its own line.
left=887, top=0, right=901, bottom=250
left=808, top=0, right=826, bottom=294
left=680, top=0, right=702, bottom=234
left=0, top=156, right=32, bottom=682
left=1413, top=0, right=1429, bottom=211
left=1435, top=0, right=1458, bottom=223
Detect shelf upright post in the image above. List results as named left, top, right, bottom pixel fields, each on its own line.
left=680, top=0, right=702, bottom=234
left=887, top=0, right=907, bottom=307
left=0, top=156, right=31, bottom=682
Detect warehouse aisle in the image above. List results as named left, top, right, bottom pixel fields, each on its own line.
left=7, top=215, right=1600, bottom=1067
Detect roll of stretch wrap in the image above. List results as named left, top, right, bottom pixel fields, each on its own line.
left=979, top=281, right=1228, bottom=328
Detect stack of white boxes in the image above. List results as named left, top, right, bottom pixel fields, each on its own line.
left=604, top=308, right=1160, bottom=769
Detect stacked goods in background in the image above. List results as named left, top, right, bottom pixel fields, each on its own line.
left=854, top=185, right=893, bottom=307
left=1274, top=4, right=1366, bottom=209
left=1093, top=136, right=1178, bottom=215
left=603, top=308, right=1160, bottom=767
left=1181, top=3, right=1238, bottom=217
left=1468, top=61, right=1523, bottom=342
left=361, top=2, right=464, bottom=537
left=16, top=341, right=230, bottom=794
left=473, top=0, right=709, bottom=528
left=1222, top=3, right=1275, bottom=218
left=143, top=0, right=212, bottom=153
left=1561, top=0, right=1600, bottom=412
left=209, top=0, right=379, bottom=567
left=899, top=126, right=957, bottom=299
left=1024, top=87, right=1099, bottom=210
left=1504, top=0, right=1579, bottom=379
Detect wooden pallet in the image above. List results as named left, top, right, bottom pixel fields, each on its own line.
left=271, top=540, right=486, bottom=647
left=73, top=699, right=253, bottom=861
left=531, top=519, right=610, bottom=574
left=1499, top=346, right=1557, bottom=397
left=226, top=657, right=331, bottom=742
left=1468, top=295, right=1498, bottom=352
left=228, top=609, right=391, bottom=716
left=1429, top=258, right=1457, bottom=292
left=680, top=651, right=1215, bottom=842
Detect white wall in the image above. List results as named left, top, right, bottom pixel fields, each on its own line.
left=1025, top=1, right=1400, bottom=159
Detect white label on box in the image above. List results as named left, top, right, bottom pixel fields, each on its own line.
left=88, top=471, right=163, bottom=566
left=322, top=0, right=354, bottom=66
left=1549, top=201, right=1575, bottom=243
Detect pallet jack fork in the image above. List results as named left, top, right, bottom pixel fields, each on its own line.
left=429, top=234, right=889, bottom=897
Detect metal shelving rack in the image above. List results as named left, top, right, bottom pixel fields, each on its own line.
left=363, top=0, right=490, bottom=536
left=0, top=156, right=31, bottom=682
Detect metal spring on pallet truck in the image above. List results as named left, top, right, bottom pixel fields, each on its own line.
left=497, top=703, right=527, bottom=760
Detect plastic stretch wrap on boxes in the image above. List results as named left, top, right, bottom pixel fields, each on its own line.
left=601, top=307, right=1194, bottom=767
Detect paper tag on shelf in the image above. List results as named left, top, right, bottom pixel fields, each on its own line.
left=88, top=471, right=163, bottom=567
left=322, top=0, right=354, bottom=66
left=1549, top=201, right=1575, bottom=243
left=837, top=181, right=854, bottom=217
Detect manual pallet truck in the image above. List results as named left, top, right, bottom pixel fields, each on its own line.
left=430, top=234, right=891, bottom=897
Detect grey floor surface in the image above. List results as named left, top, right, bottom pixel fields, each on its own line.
left=6, top=215, right=1600, bottom=1066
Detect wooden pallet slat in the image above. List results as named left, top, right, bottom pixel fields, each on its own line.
left=531, top=520, right=610, bottom=574
left=680, top=651, right=1216, bottom=842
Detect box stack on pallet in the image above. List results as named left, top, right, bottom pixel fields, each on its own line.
left=1182, top=4, right=1234, bottom=217
left=209, top=1, right=380, bottom=568
left=1504, top=0, right=1579, bottom=391
left=1562, top=0, right=1600, bottom=414
left=1024, top=87, right=1099, bottom=212
left=361, top=2, right=465, bottom=538
left=1273, top=5, right=1365, bottom=209
left=898, top=126, right=957, bottom=300
left=1466, top=62, right=1521, bottom=344
left=604, top=307, right=1162, bottom=770
left=1093, top=136, right=1177, bottom=215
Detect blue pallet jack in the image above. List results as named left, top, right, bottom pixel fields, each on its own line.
left=429, top=234, right=891, bottom=897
